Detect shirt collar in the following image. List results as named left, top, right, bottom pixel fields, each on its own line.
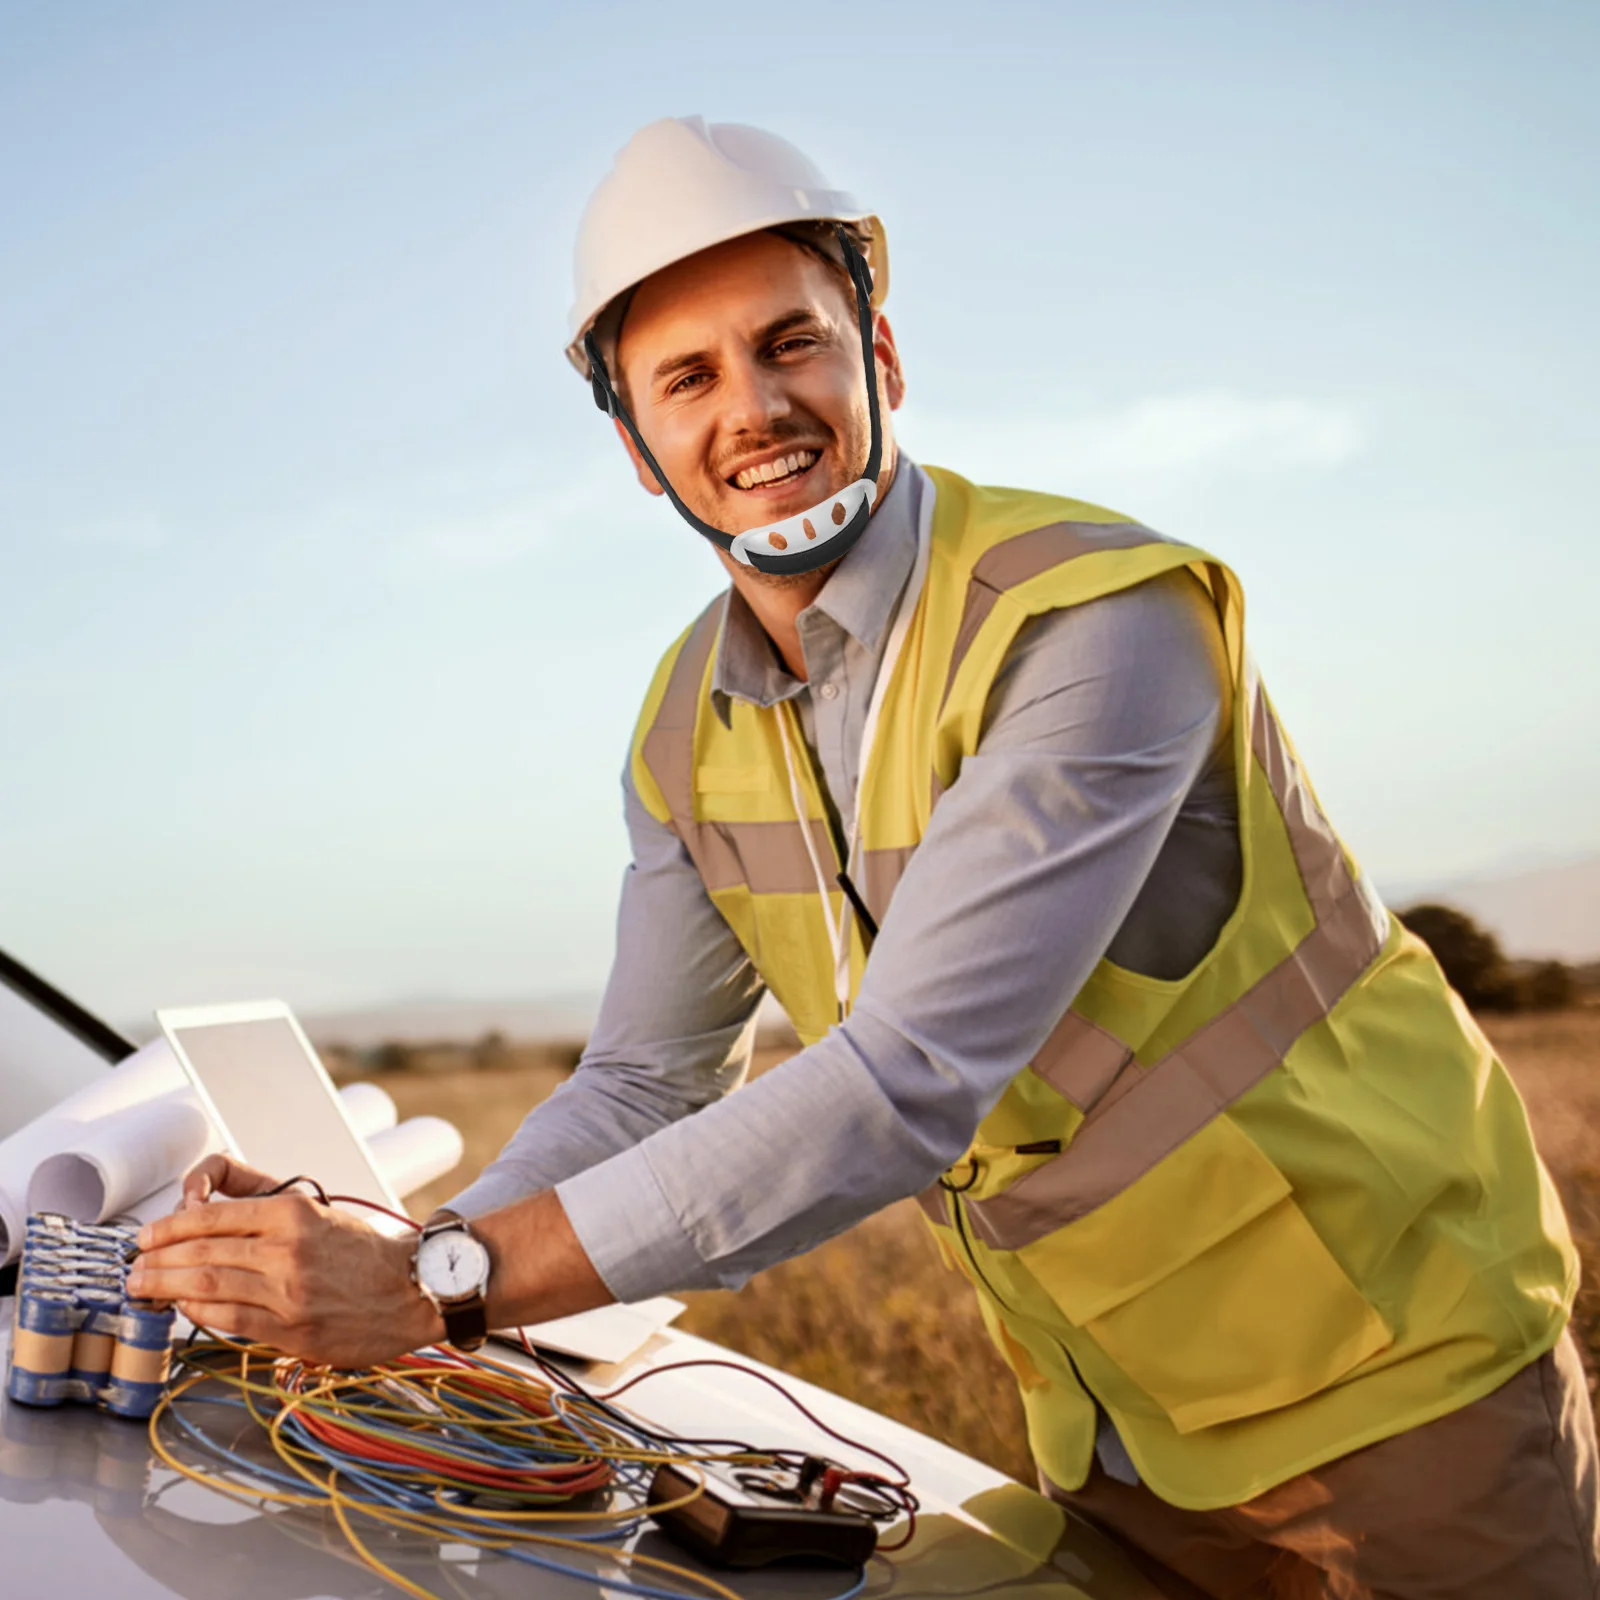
left=710, top=459, right=922, bottom=727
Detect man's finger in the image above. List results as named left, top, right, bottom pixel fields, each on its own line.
left=180, top=1154, right=279, bottom=1208
left=138, top=1192, right=316, bottom=1252
left=129, top=1234, right=266, bottom=1278
left=134, top=1264, right=279, bottom=1314
left=178, top=1301, right=274, bottom=1347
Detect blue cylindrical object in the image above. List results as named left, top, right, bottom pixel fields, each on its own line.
left=16, top=1290, right=79, bottom=1337
left=8, top=1290, right=80, bottom=1409
left=102, top=1303, right=175, bottom=1419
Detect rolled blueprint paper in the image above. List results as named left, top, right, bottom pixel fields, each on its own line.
left=337, top=1081, right=398, bottom=1142
left=368, top=1117, right=464, bottom=1200
left=26, top=1093, right=215, bottom=1224
left=0, top=1039, right=194, bottom=1261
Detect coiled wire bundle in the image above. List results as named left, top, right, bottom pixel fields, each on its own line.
left=150, top=1331, right=911, bottom=1600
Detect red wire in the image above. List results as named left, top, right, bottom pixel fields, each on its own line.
left=274, top=1355, right=613, bottom=1495
left=596, top=1358, right=913, bottom=1491
left=326, top=1192, right=422, bottom=1231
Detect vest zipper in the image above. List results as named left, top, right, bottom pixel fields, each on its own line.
left=944, top=1166, right=1109, bottom=1443
left=943, top=1183, right=1017, bottom=1314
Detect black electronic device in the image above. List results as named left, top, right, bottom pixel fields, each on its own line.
left=648, top=1455, right=879, bottom=1569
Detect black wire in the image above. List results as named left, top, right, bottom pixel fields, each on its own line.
left=0, top=946, right=137, bottom=1063
left=835, top=870, right=880, bottom=948
left=262, top=1175, right=332, bottom=1205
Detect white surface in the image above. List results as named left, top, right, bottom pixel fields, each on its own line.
left=501, top=1295, right=685, bottom=1365
left=368, top=1116, right=464, bottom=1199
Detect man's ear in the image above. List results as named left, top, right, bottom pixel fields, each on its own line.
left=614, top=417, right=664, bottom=496
left=873, top=313, right=907, bottom=411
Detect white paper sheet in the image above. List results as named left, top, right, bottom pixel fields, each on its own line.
left=367, top=1117, right=464, bottom=1200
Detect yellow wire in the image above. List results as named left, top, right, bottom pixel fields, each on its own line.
left=148, top=1333, right=750, bottom=1600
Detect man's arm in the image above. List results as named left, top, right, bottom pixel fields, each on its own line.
left=549, top=567, right=1232, bottom=1301
left=127, top=755, right=769, bottom=1361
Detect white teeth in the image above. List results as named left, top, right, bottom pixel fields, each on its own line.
left=734, top=449, right=819, bottom=490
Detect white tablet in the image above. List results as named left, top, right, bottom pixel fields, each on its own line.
left=156, top=999, right=410, bottom=1235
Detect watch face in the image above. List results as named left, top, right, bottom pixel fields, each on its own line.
left=417, top=1229, right=489, bottom=1298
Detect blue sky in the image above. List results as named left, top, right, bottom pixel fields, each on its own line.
left=2, top=2, right=1596, bottom=1022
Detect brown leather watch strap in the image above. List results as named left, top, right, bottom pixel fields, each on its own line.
left=441, top=1298, right=488, bottom=1353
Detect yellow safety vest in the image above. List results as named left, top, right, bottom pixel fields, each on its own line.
left=630, top=466, right=1576, bottom=1509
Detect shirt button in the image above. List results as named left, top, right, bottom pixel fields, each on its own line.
left=818, top=682, right=840, bottom=701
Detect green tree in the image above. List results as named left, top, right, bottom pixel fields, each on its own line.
left=1396, top=903, right=1520, bottom=1011
left=1521, top=960, right=1576, bottom=1012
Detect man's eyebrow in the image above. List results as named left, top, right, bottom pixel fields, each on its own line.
left=649, top=309, right=827, bottom=388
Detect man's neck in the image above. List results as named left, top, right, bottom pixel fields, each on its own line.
left=717, top=449, right=898, bottom=681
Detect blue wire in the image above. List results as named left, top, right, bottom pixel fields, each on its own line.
left=161, top=1356, right=875, bottom=1600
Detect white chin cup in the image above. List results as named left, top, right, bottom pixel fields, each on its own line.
left=728, top=478, right=878, bottom=566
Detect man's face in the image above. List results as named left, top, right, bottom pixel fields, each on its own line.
left=613, top=230, right=902, bottom=541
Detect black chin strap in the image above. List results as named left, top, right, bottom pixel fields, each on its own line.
left=584, top=224, right=883, bottom=576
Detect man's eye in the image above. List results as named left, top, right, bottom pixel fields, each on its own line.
left=772, top=337, right=816, bottom=356
left=668, top=371, right=712, bottom=396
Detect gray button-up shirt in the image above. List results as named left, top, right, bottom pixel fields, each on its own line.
left=448, top=462, right=1240, bottom=1310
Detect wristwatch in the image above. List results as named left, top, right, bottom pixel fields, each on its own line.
left=410, top=1210, right=492, bottom=1351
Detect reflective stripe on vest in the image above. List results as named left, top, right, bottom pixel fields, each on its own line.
left=956, top=676, right=1389, bottom=1252
left=640, top=598, right=839, bottom=893
left=639, top=594, right=920, bottom=924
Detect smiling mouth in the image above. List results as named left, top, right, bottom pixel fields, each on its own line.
left=729, top=449, right=821, bottom=491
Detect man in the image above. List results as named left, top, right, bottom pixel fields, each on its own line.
left=133, top=118, right=1598, bottom=1597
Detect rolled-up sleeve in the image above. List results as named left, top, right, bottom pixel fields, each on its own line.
left=555, top=571, right=1233, bottom=1303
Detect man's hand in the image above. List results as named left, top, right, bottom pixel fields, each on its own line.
left=128, top=1188, right=441, bottom=1367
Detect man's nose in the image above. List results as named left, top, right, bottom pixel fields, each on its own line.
left=718, top=353, right=793, bottom=434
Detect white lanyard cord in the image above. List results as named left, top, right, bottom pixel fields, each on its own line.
left=774, top=485, right=934, bottom=1020
left=775, top=709, right=845, bottom=997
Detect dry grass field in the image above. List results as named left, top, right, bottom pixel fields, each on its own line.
left=351, top=1008, right=1600, bottom=1486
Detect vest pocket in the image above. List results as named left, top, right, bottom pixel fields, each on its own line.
left=1015, top=1115, right=1392, bottom=1435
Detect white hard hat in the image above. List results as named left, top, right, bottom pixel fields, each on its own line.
left=565, top=115, right=888, bottom=376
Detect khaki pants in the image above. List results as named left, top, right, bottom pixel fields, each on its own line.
left=1043, top=1330, right=1600, bottom=1599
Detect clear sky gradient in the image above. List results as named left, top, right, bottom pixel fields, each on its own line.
left=2, top=2, right=1596, bottom=1022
